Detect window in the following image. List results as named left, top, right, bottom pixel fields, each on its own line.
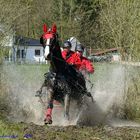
left=35, top=49, right=40, bottom=56
left=21, top=50, right=25, bottom=58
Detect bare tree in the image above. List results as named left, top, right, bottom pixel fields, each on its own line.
left=98, top=0, right=140, bottom=61
left=0, top=0, right=30, bottom=63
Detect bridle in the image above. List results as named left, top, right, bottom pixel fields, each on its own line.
left=43, top=33, right=59, bottom=60
left=40, top=24, right=59, bottom=60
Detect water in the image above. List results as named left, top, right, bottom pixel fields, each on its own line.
left=2, top=64, right=46, bottom=125
left=1, top=63, right=140, bottom=126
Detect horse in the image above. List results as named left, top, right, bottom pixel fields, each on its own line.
left=36, top=24, right=93, bottom=124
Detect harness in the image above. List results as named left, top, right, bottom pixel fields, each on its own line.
left=44, top=71, right=72, bottom=101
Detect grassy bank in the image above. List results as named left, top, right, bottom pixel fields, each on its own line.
left=0, top=120, right=140, bottom=140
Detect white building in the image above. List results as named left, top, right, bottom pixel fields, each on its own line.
left=5, top=36, right=45, bottom=63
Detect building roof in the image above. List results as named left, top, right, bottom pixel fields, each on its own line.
left=92, top=48, right=120, bottom=56
left=15, top=36, right=41, bottom=46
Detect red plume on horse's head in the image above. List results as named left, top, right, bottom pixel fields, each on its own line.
left=51, top=23, right=57, bottom=33
left=43, top=24, right=47, bottom=33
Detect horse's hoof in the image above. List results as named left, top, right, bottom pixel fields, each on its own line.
left=44, top=117, right=53, bottom=125
left=35, top=90, right=42, bottom=97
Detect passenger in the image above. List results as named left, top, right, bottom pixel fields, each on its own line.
left=70, top=44, right=94, bottom=75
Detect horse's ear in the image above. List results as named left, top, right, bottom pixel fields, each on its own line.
left=43, top=24, right=47, bottom=33
left=51, top=24, right=57, bottom=33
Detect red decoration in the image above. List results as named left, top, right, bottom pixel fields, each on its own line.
left=51, top=24, right=57, bottom=33
left=43, top=24, right=47, bottom=33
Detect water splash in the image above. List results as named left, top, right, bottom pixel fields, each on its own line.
left=77, top=63, right=127, bottom=125
left=2, top=63, right=140, bottom=126
left=2, top=64, right=45, bottom=125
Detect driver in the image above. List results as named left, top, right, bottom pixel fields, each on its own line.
left=61, top=40, right=74, bottom=63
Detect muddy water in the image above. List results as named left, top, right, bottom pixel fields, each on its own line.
left=2, top=63, right=140, bottom=127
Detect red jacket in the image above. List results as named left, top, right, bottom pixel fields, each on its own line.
left=61, top=50, right=74, bottom=63
left=70, top=53, right=94, bottom=74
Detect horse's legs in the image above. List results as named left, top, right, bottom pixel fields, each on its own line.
left=64, top=94, right=70, bottom=120
left=44, top=88, right=54, bottom=124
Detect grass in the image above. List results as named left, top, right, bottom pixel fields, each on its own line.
left=0, top=119, right=25, bottom=139
left=123, top=66, right=140, bottom=121
left=0, top=121, right=140, bottom=140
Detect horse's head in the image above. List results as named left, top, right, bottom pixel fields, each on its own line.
left=40, top=24, right=59, bottom=60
